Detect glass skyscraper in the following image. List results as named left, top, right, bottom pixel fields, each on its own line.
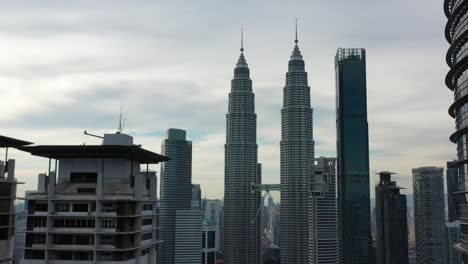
left=223, top=37, right=261, bottom=264
left=335, top=48, right=371, bottom=264
left=444, top=0, right=468, bottom=260
left=280, top=33, right=314, bottom=264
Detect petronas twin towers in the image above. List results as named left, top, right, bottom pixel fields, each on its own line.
left=224, top=28, right=314, bottom=264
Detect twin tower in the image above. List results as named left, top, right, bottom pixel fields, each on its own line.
left=224, top=29, right=314, bottom=264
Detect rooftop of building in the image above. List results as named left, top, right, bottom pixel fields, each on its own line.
left=0, top=135, right=33, bottom=148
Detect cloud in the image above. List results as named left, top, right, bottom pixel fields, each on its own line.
left=0, top=0, right=452, bottom=200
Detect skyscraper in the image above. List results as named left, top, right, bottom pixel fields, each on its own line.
left=224, top=31, right=261, bottom=264
left=174, top=210, right=203, bottom=264
left=159, top=128, right=194, bottom=264
left=280, top=26, right=314, bottom=264
left=308, top=157, right=339, bottom=264
left=412, top=167, right=447, bottom=264
left=375, top=172, right=409, bottom=264
left=447, top=161, right=460, bottom=222
left=335, top=48, right=371, bottom=264
left=444, top=0, right=468, bottom=260
left=192, top=184, right=202, bottom=209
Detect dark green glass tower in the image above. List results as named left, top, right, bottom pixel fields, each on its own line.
left=335, top=48, right=371, bottom=264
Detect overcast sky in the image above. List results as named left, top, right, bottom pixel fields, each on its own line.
left=0, top=0, right=452, bottom=200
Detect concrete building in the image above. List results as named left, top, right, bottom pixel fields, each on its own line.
left=0, top=136, right=32, bottom=264
left=159, top=128, right=196, bottom=264
left=444, top=0, right=468, bottom=260
left=336, top=48, right=371, bottom=264
left=308, top=157, right=339, bottom=264
left=412, top=167, right=447, bottom=264
left=280, top=27, right=314, bottom=264
left=174, top=210, right=202, bottom=264
left=203, top=199, right=223, bottom=252
left=20, top=133, right=166, bottom=263
left=446, top=222, right=461, bottom=264
left=224, top=32, right=261, bottom=264
left=375, top=172, right=408, bottom=264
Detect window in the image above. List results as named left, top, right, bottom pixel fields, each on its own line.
left=35, top=203, right=48, bottom=212
left=141, top=232, right=152, bottom=241
left=70, top=172, right=97, bottom=183
left=142, top=218, right=152, bottom=226
left=101, top=219, right=116, bottom=229
left=77, top=188, right=95, bottom=193
left=55, top=203, right=70, bottom=212
left=72, top=204, right=89, bottom=212
left=142, top=204, right=153, bottom=211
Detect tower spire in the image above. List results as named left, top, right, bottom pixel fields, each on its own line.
left=295, top=17, right=298, bottom=44
left=241, top=28, right=244, bottom=52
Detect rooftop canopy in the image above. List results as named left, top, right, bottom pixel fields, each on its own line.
left=19, top=145, right=169, bottom=164
left=0, top=135, right=33, bottom=148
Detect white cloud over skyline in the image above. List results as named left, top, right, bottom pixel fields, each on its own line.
left=0, top=0, right=453, bottom=200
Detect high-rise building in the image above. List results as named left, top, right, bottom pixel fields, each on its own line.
left=280, top=27, right=314, bottom=264
left=308, top=157, right=339, bottom=264
left=174, top=210, right=203, bottom=264
left=335, top=48, right=371, bottom=264
left=412, top=167, right=447, bottom=264
left=444, top=0, right=468, bottom=260
left=446, top=222, right=461, bottom=264
left=0, top=136, right=32, bottom=264
left=192, top=184, right=202, bottom=209
left=375, top=172, right=409, bottom=264
left=21, top=133, right=166, bottom=263
left=159, top=128, right=196, bottom=264
left=224, top=32, right=261, bottom=264
left=203, top=199, right=224, bottom=252
left=447, top=161, right=461, bottom=222
left=13, top=211, right=27, bottom=264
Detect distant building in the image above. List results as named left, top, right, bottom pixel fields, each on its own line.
left=447, top=161, right=461, bottom=222
left=13, top=212, right=27, bottom=264
left=21, top=133, right=166, bottom=263
left=335, top=48, right=371, bottom=264
left=412, top=167, right=447, bottom=264
left=202, top=224, right=218, bottom=264
left=375, top=172, right=408, bottom=264
left=174, top=210, right=202, bottom=264
left=446, top=222, right=461, bottom=264
left=308, top=157, right=339, bottom=264
left=203, top=199, right=224, bottom=252
left=280, top=28, right=315, bottom=264
left=224, top=35, right=261, bottom=264
left=0, top=136, right=32, bottom=264
left=192, top=184, right=202, bottom=209
left=159, top=128, right=196, bottom=264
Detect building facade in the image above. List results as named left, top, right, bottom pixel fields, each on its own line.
left=191, top=184, right=202, bottom=209
left=375, top=172, right=409, bottom=264
left=174, top=210, right=202, bottom=264
left=0, top=136, right=32, bottom=264
left=335, top=48, right=371, bottom=264
left=159, top=128, right=195, bottom=264
left=224, top=38, right=261, bottom=264
left=280, top=33, right=315, bottom=264
left=447, top=161, right=461, bottom=222
left=21, top=133, right=166, bottom=264
left=202, top=224, right=218, bottom=264
left=308, top=157, right=339, bottom=264
left=446, top=222, right=462, bottom=264
left=445, top=1, right=468, bottom=260
left=412, top=167, right=447, bottom=264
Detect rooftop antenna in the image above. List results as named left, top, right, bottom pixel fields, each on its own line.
left=295, top=17, right=298, bottom=44
left=240, top=27, right=244, bottom=52
left=118, top=106, right=125, bottom=134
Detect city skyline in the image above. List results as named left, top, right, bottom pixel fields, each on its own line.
left=0, top=0, right=452, bottom=200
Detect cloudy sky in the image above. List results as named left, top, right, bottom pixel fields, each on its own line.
left=0, top=0, right=452, bottom=200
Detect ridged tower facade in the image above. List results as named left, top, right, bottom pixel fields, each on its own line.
left=444, top=0, right=468, bottom=261
left=224, top=34, right=261, bottom=264
left=280, top=32, right=315, bottom=264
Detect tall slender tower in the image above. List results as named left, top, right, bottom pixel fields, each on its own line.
left=336, top=48, right=371, bottom=264
left=224, top=30, right=261, bottom=264
left=280, top=22, right=315, bottom=264
left=159, top=128, right=194, bottom=264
